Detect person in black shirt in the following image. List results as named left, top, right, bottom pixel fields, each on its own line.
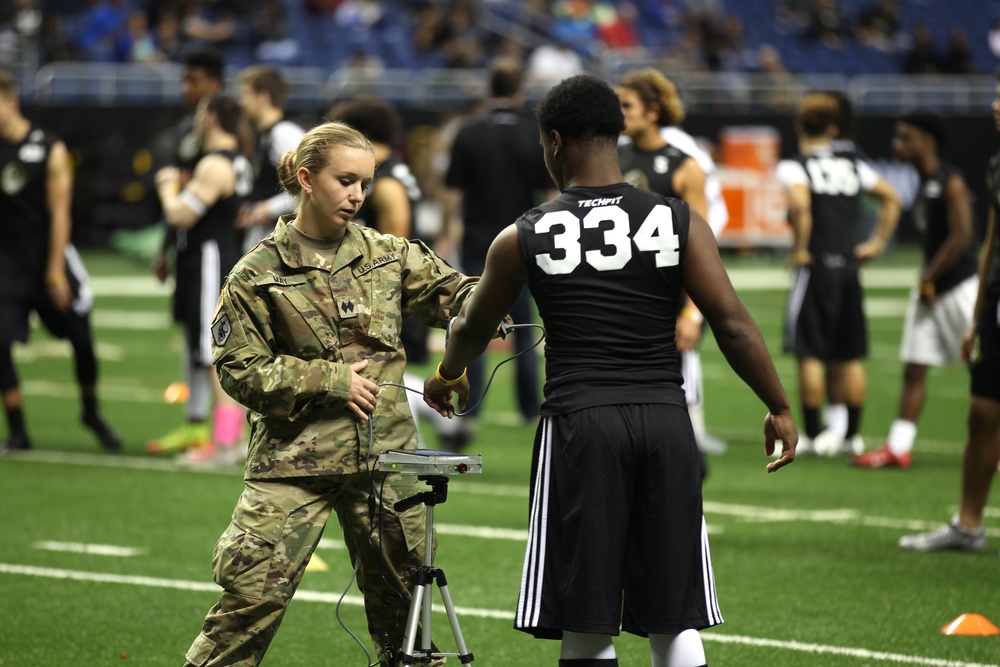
left=855, top=111, right=978, bottom=469
left=147, top=48, right=225, bottom=455
left=776, top=93, right=901, bottom=457
left=424, top=74, right=797, bottom=667
left=441, top=56, right=553, bottom=441
left=0, top=68, right=120, bottom=454
left=899, top=76, right=1000, bottom=553
left=153, top=94, right=251, bottom=467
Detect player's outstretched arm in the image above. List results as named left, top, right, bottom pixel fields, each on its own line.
left=424, top=224, right=526, bottom=417
left=682, top=209, right=798, bottom=471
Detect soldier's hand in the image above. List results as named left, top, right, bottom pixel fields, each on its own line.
left=347, top=359, right=379, bottom=421
left=764, top=410, right=797, bottom=473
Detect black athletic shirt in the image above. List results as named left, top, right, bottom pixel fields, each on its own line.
left=446, top=104, right=552, bottom=264
left=618, top=143, right=692, bottom=200
left=516, top=182, right=689, bottom=416
left=354, top=154, right=422, bottom=240
left=791, top=150, right=867, bottom=259
left=912, top=161, right=977, bottom=294
left=984, top=151, right=1000, bottom=296
left=0, top=125, right=58, bottom=293
left=175, top=149, right=251, bottom=262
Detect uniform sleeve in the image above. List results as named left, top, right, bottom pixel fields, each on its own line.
left=399, top=239, right=479, bottom=327
left=210, top=273, right=353, bottom=421
left=775, top=159, right=808, bottom=189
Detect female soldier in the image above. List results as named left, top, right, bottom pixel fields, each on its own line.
left=182, top=121, right=477, bottom=667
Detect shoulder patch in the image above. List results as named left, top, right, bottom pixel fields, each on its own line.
left=212, top=313, right=233, bottom=347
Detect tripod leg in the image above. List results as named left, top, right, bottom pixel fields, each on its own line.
left=400, top=580, right=426, bottom=667
left=438, top=582, right=474, bottom=662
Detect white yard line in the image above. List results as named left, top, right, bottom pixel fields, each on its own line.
left=0, top=562, right=991, bottom=666
left=33, top=541, right=146, bottom=557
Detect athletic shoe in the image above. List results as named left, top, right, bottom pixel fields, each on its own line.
left=697, top=432, right=728, bottom=456
left=146, top=423, right=210, bottom=454
left=176, top=443, right=241, bottom=468
left=812, top=429, right=844, bottom=457
left=0, top=432, right=32, bottom=454
left=852, top=444, right=912, bottom=469
left=793, top=434, right=815, bottom=456
left=899, top=518, right=986, bottom=553
left=845, top=434, right=865, bottom=457
left=82, top=414, right=123, bottom=453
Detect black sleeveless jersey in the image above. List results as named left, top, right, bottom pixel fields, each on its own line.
left=912, top=162, right=977, bottom=294
left=793, top=150, right=865, bottom=259
left=618, top=143, right=692, bottom=200
left=354, top=155, right=422, bottom=240
left=175, top=150, right=252, bottom=261
left=0, top=126, right=58, bottom=283
left=985, top=151, right=1000, bottom=296
left=516, top=182, right=689, bottom=416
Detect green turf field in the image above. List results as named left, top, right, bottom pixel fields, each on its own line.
left=1, top=248, right=997, bottom=666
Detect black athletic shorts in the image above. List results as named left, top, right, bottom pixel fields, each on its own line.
left=0, top=247, right=93, bottom=347
left=174, top=239, right=238, bottom=367
left=515, top=403, right=723, bottom=640
left=970, top=295, right=1000, bottom=402
left=784, top=257, right=868, bottom=361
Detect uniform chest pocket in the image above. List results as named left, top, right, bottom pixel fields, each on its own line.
left=257, top=275, right=339, bottom=359
left=351, top=261, right=404, bottom=351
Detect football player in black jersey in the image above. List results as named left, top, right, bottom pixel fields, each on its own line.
left=0, top=68, right=121, bottom=454
left=776, top=93, right=900, bottom=457
left=152, top=94, right=251, bottom=466
left=424, top=74, right=797, bottom=667
left=855, top=111, right=978, bottom=469
left=899, top=74, right=1000, bottom=553
left=617, top=67, right=728, bottom=459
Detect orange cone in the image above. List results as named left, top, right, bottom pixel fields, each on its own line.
left=941, top=614, right=1000, bottom=636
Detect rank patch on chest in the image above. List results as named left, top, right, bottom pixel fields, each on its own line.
left=212, top=314, right=233, bottom=347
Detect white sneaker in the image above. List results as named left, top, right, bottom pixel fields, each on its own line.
left=793, top=434, right=815, bottom=456
left=899, top=518, right=986, bottom=553
left=697, top=433, right=728, bottom=456
left=812, top=429, right=845, bottom=457
left=176, top=443, right=241, bottom=468
left=845, top=434, right=865, bottom=456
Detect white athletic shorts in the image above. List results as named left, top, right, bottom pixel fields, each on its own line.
left=899, top=274, right=978, bottom=366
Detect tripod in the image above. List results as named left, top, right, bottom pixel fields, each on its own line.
left=393, top=475, right=475, bottom=665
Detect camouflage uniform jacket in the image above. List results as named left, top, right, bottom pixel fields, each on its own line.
left=210, top=216, right=477, bottom=479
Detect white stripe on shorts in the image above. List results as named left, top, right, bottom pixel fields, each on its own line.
left=516, top=418, right=552, bottom=630
left=199, top=240, right=221, bottom=364
left=700, top=516, right=723, bottom=625
left=784, top=266, right=810, bottom=350
left=64, top=244, right=93, bottom=316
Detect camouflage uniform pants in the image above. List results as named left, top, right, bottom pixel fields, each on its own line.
left=182, top=472, right=447, bottom=666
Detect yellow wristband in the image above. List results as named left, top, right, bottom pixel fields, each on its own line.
left=920, top=281, right=935, bottom=297
left=435, top=362, right=466, bottom=387
left=45, top=273, right=67, bottom=286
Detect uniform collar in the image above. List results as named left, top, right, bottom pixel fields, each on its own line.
left=273, top=215, right=364, bottom=273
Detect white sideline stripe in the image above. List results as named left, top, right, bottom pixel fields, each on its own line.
left=92, top=310, right=171, bottom=330
left=0, top=563, right=513, bottom=620
left=0, top=563, right=988, bottom=666
left=700, top=632, right=998, bottom=667
left=7, top=451, right=992, bottom=536
left=89, top=276, right=173, bottom=297
left=33, top=541, right=146, bottom=557
left=726, top=266, right=916, bottom=291
left=22, top=380, right=163, bottom=403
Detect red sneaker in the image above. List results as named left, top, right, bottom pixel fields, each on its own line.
left=852, top=444, right=912, bottom=469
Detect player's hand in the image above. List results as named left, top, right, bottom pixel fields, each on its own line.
left=46, top=279, right=72, bottom=312
left=854, top=240, right=883, bottom=262
left=153, top=253, right=169, bottom=283
left=155, top=167, right=180, bottom=189
left=960, top=324, right=978, bottom=363
left=675, top=315, right=702, bottom=351
left=346, top=359, right=379, bottom=421
left=764, top=410, right=797, bottom=473
left=788, top=249, right=812, bottom=267
left=423, top=370, right=469, bottom=419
